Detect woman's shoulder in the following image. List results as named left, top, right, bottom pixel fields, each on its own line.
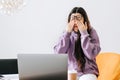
left=89, top=26, right=99, bottom=39
left=89, top=27, right=97, bottom=34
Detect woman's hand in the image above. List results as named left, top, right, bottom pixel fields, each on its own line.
left=66, top=20, right=74, bottom=33
left=77, top=21, right=88, bottom=32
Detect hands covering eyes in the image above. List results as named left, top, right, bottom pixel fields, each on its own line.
left=66, top=20, right=88, bottom=33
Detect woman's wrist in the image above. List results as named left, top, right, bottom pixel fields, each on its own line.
left=66, top=27, right=72, bottom=33
left=80, top=30, right=88, bottom=35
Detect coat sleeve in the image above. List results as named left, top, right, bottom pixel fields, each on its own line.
left=54, top=31, right=71, bottom=54
left=80, top=28, right=101, bottom=60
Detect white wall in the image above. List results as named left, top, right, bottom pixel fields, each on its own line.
left=0, top=0, right=120, bottom=58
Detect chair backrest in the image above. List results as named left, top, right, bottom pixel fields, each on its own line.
left=0, top=59, right=18, bottom=74
left=96, top=52, right=120, bottom=80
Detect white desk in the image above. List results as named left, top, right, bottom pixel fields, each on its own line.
left=1, top=74, right=19, bottom=80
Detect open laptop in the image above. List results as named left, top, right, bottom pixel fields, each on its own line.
left=17, top=54, right=68, bottom=80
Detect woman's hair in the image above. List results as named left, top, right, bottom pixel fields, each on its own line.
left=68, top=7, right=91, bottom=72
left=74, top=35, right=86, bottom=72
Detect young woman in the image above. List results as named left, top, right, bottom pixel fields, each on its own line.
left=54, top=7, right=101, bottom=80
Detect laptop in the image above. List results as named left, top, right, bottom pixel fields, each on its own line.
left=17, top=54, right=68, bottom=80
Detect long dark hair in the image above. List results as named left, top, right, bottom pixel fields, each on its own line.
left=68, top=7, right=91, bottom=72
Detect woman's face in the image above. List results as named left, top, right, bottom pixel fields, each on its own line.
left=70, top=13, right=84, bottom=32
